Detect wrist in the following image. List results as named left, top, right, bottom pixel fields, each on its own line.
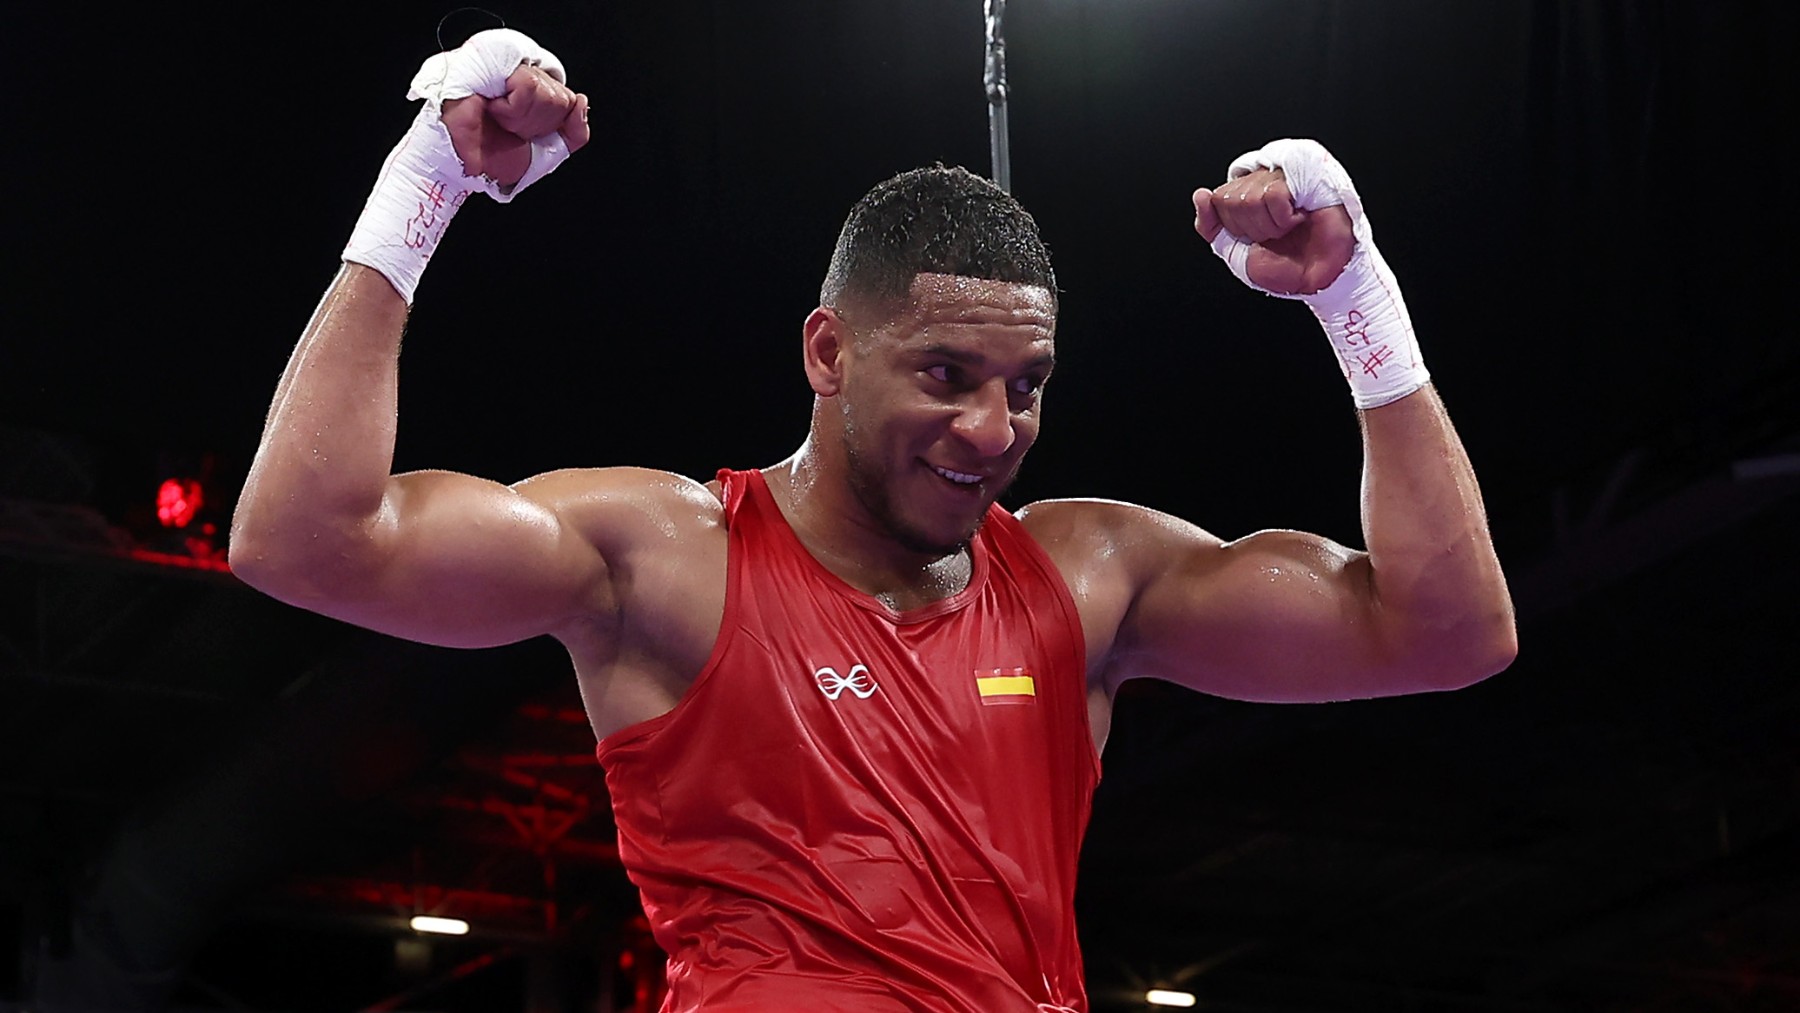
left=341, top=103, right=476, bottom=305
left=339, top=28, right=574, bottom=305
left=1303, top=241, right=1430, bottom=410
left=1216, top=138, right=1430, bottom=409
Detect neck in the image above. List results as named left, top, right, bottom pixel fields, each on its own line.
left=764, top=436, right=974, bottom=611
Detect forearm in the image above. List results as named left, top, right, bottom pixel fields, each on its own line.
left=230, top=264, right=409, bottom=585
left=1359, top=385, right=1515, bottom=679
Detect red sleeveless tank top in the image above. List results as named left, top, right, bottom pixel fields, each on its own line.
left=595, top=469, right=1100, bottom=1012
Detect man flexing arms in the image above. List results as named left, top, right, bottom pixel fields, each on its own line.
left=232, top=30, right=1515, bottom=1013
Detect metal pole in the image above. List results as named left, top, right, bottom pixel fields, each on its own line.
left=984, top=0, right=1012, bottom=192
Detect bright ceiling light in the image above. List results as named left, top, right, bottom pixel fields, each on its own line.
left=409, top=915, right=470, bottom=935
left=1146, top=990, right=1197, bottom=1008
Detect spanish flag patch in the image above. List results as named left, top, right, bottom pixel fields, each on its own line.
left=975, top=668, right=1036, bottom=706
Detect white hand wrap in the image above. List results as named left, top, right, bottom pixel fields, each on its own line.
left=1210, top=138, right=1429, bottom=409
left=406, top=28, right=571, bottom=202
left=341, top=29, right=572, bottom=304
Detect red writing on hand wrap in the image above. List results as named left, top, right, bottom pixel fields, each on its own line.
left=1337, top=308, right=1393, bottom=378
left=1216, top=138, right=1431, bottom=408
left=1355, top=345, right=1393, bottom=377
left=404, top=181, right=469, bottom=250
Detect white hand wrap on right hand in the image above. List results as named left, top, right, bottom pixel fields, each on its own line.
left=406, top=29, right=571, bottom=202
left=1211, top=139, right=1430, bottom=410
left=342, top=29, right=572, bottom=305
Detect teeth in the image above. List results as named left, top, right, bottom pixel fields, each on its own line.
left=932, top=465, right=982, bottom=485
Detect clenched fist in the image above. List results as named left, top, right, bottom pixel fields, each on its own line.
left=1193, top=169, right=1353, bottom=296
left=443, top=64, right=591, bottom=190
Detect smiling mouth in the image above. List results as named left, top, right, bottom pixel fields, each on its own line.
left=928, top=463, right=984, bottom=488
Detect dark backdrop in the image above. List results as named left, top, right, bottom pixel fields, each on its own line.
left=3, top=3, right=1796, bottom=1011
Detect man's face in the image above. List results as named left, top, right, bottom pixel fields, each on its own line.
left=832, top=274, right=1057, bottom=558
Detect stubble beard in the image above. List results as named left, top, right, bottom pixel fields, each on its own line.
left=841, top=430, right=1019, bottom=559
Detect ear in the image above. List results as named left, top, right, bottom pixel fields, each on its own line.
left=802, top=307, right=850, bottom=397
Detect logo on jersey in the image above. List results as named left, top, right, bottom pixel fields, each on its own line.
left=814, top=664, right=878, bottom=701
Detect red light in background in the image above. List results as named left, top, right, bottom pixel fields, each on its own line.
left=157, top=478, right=204, bottom=529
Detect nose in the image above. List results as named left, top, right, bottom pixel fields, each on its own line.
left=950, top=378, right=1017, bottom=458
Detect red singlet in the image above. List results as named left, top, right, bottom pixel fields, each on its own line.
left=596, top=469, right=1100, bottom=1012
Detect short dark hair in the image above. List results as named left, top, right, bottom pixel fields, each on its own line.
left=819, top=165, right=1057, bottom=313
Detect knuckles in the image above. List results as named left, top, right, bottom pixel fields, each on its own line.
left=1195, top=167, right=1352, bottom=295
left=1211, top=171, right=1298, bottom=243
left=442, top=66, right=589, bottom=175
left=494, top=65, right=576, bottom=138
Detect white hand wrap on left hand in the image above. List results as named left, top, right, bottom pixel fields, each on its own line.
left=1212, top=139, right=1430, bottom=410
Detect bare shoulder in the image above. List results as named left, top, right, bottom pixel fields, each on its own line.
left=522, top=467, right=729, bottom=707
left=1014, top=497, right=1229, bottom=674
left=506, top=465, right=728, bottom=650
left=1016, top=497, right=1228, bottom=576
left=511, top=466, right=726, bottom=559
left=1016, top=497, right=1382, bottom=701
left=1017, top=497, right=1373, bottom=612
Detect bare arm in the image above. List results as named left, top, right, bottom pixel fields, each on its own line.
left=229, top=38, right=647, bottom=649
left=1358, top=385, right=1515, bottom=684
left=1042, top=144, right=1515, bottom=703
left=229, top=265, right=634, bottom=648
left=1081, top=384, right=1513, bottom=702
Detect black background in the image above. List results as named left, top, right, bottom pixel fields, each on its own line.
left=3, top=2, right=1797, bottom=1011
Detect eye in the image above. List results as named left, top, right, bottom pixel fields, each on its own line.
left=924, top=364, right=957, bottom=384
left=1011, top=375, right=1046, bottom=396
